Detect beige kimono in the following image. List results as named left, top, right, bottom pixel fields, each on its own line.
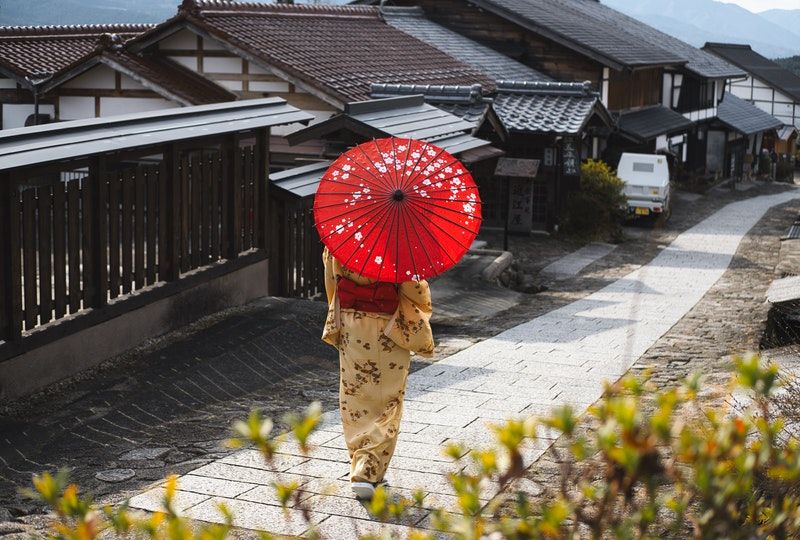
left=322, top=248, right=434, bottom=483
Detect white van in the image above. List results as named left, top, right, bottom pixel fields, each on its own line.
left=617, top=153, right=671, bottom=220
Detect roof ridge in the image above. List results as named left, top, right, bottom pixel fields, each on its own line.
left=0, top=23, right=153, bottom=37
left=182, top=0, right=380, bottom=17
left=704, top=42, right=752, bottom=50
left=496, top=80, right=597, bottom=96
left=378, top=6, right=426, bottom=15
left=370, top=82, right=484, bottom=103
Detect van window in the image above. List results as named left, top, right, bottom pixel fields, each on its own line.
left=633, top=162, right=655, bottom=173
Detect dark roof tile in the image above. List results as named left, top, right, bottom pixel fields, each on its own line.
left=716, top=92, right=783, bottom=136
left=469, top=0, right=683, bottom=69
left=0, top=24, right=151, bottom=81
left=617, top=105, right=693, bottom=141
left=493, top=81, right=608, bottom=135
left=177, top=1, right=493, bottom=104
left=380, top=6, right=550, bottom=83
left=469, top=0, right=740, bottom=78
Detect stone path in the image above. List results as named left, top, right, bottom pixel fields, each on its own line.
left=129, top=190, right=800, bottom=537
left=539, top=242, right=617, bottom=279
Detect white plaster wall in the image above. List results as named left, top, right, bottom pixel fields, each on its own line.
left=62, top=65, right=116, bottom=89
left=753, top=87, right=774, bottom=102
left=218, top=80, right=243, bottom=92
left=249, top=81, right=290, bottom=93
left=2, top=103, right=54, bottom=129
left=100, top=97, right=175, bottom=116
left=169, top=56, right=198, bottom=72
left=59, top=96, right=95, bottom=120
left=0, top=77, right=17, bottom=89
left=204, top=56, right=243, bottom=74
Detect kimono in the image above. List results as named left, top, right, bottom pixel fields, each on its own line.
left=322, top=247, right=434, bottom=483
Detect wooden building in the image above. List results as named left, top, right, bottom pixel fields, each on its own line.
left=122, top=0, right=494, bottom=167
left=0, top=24, right=235, bottom=130
left=706, top=92, right=783, bottom=178
left=704, top=43, right=800, bottom=159
left=704, top=43, right=800, bottom=131
left=268, top=94, right=502, bottom=297
left=370, top=81, right=613, bottom=231
left=364, top=0, right=746, bottom=173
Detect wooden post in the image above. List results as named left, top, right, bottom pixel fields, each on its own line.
left=256, top=127, right=270, bottom=250
left=267, top=195, right=283, bottom=296
left=87, top=155, right=108, bottom=308
left=0, top=175, right=23, bottom=340
left=223, top=133, right=242, bottom=260
left=160, top=143, right=181, bottom=281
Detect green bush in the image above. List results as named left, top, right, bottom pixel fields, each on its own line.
left=562, top=160, right=627, bottom=241
left=25, top=356, right=800, bottom=539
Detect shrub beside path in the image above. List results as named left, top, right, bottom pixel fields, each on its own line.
left=129, top=189, right=800, bottom=537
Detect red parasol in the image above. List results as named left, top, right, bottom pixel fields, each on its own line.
left=314, top=137, right=482, bottom=283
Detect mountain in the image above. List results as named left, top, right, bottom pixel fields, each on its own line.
left=0, top=0, right=181, bottom=25
left=603, top=0, right=800, bottom=59
left=759, top=9, right=800, bottom=38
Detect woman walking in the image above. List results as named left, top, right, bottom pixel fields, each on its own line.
left=321, top=247, right=434, bottom=500
left=313, top=137, right=482, bottom=499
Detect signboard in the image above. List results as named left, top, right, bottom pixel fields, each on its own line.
left=562, top=137, right=579, bottom=176
left=494, top=157, right=540, bottom=178
left=507, top=178, right=533, bottom=233
left=544, top=148, right=555, bottom=167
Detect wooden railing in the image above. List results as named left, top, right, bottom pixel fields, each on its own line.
left=0, top=131, right=269, bottom=343
left=269, top=194, right=324, bottom=299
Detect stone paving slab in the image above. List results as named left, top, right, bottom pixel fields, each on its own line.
left=540, top=242, right=617, bottom=279
left=127, top=190, right=800, bottom=536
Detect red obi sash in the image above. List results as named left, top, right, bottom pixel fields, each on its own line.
left=337, top=277, right=399, bottom=315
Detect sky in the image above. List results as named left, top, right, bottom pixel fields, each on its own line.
left=721, top=0, right=800, bottom=11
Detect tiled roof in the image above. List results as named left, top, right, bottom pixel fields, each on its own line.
left=370, top=83, right=492, bottom=126
left=379, top=6, right=550, bottom=83
left=271, top=161, right=331, bottom=199
left=468, top=0, right=685, bottom=70
left=716, top=92, right=783, bottom=136
left=704, top=43, right=800, bottom=102
left=156, top=0, right=493, bottom=105
left=493, top=81, right=610, bottom=135
left=551, top=0, right=744, bottom=79
left=0, top=24, right=151, bottom=82
left=101, top=51, right=236, bottom=105
left=617, top=105, right=693, bottom=142
left=287, top=94, right=496, bottom=157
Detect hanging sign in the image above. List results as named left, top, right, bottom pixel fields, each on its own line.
left=562, top=137, right=579, bottom=176
left=507, top=178, right=533, bottom=233
left=494, top=157, right=540, bottom=178
left=544, top=148, right=555, bottom=167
